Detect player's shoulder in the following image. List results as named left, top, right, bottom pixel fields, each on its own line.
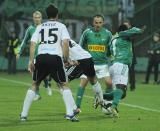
left=26, top=25, right=35, bottom=31
left=82, top=28, right=92, bottom=35
left=41, top=21, right=66, bottom=29
left=103, top=28, right=112, bottom=34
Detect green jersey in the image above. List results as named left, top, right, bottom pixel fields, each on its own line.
left=17, top=25, right=36, bottom=55
left=110, top=27, right=142, bottom=65
left=79, top=27, right=112, bottom=65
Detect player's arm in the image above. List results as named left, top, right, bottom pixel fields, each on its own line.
left=62, top=39, right=69, bottom=62
left=28, top=41, right=36, bottom=73
left=17, top=27, right=30, bottom=56
left=16, top=27, right=30, bottom=61
left=106, top=31, right=113, bottom=57
left=28, top=27, right=39, bottom=73
left=79, top=29, right=88, bottom=48
left=119, top=27, right=144, bottom=37
left=61, top=25, right=71, bottom=63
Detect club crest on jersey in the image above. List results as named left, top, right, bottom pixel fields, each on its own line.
left=88, top=45, right=106, bottom=52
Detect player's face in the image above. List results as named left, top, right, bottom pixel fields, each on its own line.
left=93, top=17, right=104, bottom=31
left=33, top=14, right=42, bottom=25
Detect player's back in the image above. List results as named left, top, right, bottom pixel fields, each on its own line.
left=111, top=37, right=133, bottom=65
left=31, top=21, right=70, bottom=57
left=69, top=39, right=91, bottom=60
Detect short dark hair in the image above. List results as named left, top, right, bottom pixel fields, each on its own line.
left=46, top=4, right=58, bottom=19
left=118, top=24, right=128, bottom=32
left=93, top=14, right=104, bottom=21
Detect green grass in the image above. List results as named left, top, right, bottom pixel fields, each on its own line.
left=0, top=72, right=160, bottom=131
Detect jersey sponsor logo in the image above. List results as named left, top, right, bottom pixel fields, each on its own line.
left=88, top=45, right=106, bottom=52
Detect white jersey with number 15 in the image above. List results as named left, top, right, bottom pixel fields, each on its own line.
left=31, top=21, right=70, bottom=57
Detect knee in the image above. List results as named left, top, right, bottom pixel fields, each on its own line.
left=116, top=84, right=127, bottom=99
left=31, top=81, right=40, bottom=91
left=58, top=82, right=70, bottom=90
left=80, top=78, right=89, bottom=87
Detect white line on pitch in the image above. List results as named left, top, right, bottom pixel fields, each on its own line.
left=0, top=77, right=160, bottom=113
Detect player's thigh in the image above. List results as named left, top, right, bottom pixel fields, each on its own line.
left=79, top=58, right=95, bottom=78
left=94, top=64, right=110, bottom=79
left=50, top=56, right=67, bottom=84
left=33, top=55, right=50, bottom=84
left=111, top=63, right=129, bottom=85
left=66, top=65, right=83, bottom=81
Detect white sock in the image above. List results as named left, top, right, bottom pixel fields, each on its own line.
left=21, top=89, right=36, bottom=117
left=92, top=81, right=103, bottom=102
left=62, top=89, right=76, bottom=116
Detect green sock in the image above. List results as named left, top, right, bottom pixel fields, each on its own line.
left=76, top=86, right=85, bottom=108
left=35, top=90, right=40, bottom=95
left=103, top=91, right=114, bottom=100
left=105, top=87, right=113, bottom=93
left=112, top=88, right=123, bottom=108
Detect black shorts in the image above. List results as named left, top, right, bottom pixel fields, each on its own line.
left=66, top=58, right=96, bottom=81
left=66, top=65, right=83, bottom=81
left=33, top=54, right=67, bottom=84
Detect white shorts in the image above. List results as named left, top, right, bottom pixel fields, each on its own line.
left=109, top=62, right=128, bottom=86
left=80, top=64, right=110, bottom=79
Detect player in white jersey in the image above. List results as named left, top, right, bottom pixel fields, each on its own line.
left=20, top=4, right=78, bottom=122
left=66, top=40, right=108, bottom=114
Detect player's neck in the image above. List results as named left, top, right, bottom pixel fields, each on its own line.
left=49, top=17, right=57, bottom=21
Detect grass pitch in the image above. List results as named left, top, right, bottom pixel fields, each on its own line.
left=0, top=72, right=160, bottom=131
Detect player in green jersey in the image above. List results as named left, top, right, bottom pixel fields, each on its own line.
left=103, top=24, right=144, bottom=118
left=75, top=14, right=112, bottom=112
left=16, top=11, right=52, bottom=100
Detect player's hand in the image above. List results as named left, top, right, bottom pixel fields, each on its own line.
left=28, top=61, right=35, bottom=73
left=69, top=60, right=79, bottom=66
left=64, top=62, right=70, bottom=67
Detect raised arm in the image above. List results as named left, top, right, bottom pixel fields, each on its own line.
left=119, top=27, right=143, bottom=37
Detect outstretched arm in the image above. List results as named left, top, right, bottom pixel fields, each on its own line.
left=119, top=26, right=145, bottom=37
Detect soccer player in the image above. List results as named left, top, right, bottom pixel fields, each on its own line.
left=16, top=11, right=52, bottom=99
left=103, top=24, right=144, bottom=118
left=20, top=4, right=78, bottom=122
left=64, top=39, right=110, bottom=114
left=76, top=14, right=112, bottom=110
left=123, top=20, right=137, bottom=91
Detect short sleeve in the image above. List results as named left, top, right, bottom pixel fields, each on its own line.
left=61, top=25, right=70, bottom=40
left=31, top=26, right=40, bottom=43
